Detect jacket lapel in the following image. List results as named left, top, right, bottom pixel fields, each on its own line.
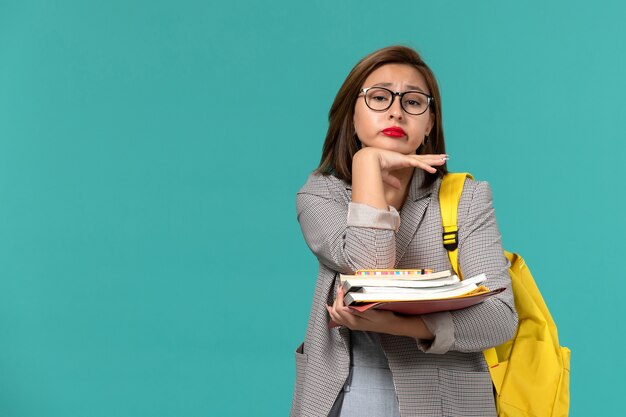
left=395, top=170, right=439, bottom=266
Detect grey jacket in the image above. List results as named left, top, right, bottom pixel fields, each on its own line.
left=290, top=168, right=518, bottom=417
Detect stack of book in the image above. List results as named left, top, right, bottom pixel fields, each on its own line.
left=341, top=269, right=487, bottom=306
left=334, top=269, right=505, bottom=317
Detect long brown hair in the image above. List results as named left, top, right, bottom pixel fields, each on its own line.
left=315, top=46, right=447, bottom=184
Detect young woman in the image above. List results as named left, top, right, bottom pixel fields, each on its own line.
left=291, top=46, right=518, bottom=417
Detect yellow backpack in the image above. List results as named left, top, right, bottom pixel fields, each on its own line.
left=439, top=173, right=571, bottom=417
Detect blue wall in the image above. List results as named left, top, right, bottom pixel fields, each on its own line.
left=1, top=1, right=623, bottom=415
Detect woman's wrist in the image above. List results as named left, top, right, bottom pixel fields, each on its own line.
left=390, top=315, right=434, bottom=340
left=352, top=149, right=388, bottom=209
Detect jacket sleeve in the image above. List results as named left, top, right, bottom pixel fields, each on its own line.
left=296, top=174, right=400, bottom=274
left=417, top=181, right=518, bottom=354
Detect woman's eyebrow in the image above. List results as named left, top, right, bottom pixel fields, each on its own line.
left=372, top=82, right=427, bottom=93
left=406, top=84, right=426, bottom=93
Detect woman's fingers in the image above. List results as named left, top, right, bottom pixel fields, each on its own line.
left=334, top=285, right=345, bottom=308
left=379, top=152, right=448, bottom=171
left=326, top=305, right=343, bottom=324
left=407, top=154, right=448, bottom=173
left=328, top=286, right=347, bottom=324
left=413, top=160, right=438, bottom=174
left=410, top=154, right=449, bottom=165
left=328, top=299, right=394, bottom=332
left=327, top=285, right=367, bottom=328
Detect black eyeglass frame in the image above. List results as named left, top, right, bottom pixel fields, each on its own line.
left=359, top=87, right=434, bottom=115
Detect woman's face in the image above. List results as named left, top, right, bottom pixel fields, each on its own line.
left=353, top=63, right=434, bottom=155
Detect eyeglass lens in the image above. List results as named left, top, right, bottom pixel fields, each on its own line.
left=364, top=88, right=430, bottom=115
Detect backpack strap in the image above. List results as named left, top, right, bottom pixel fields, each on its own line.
left=439, top=172, right=501, bottom=381
left=439, top=173, right=473, bottom=280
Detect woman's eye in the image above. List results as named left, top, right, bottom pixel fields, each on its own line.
left=371, top=95, right=388, bottom=102
left=404, top=98, right=422, bottom=107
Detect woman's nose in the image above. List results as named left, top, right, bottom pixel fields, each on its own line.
left=387, top=97, right=403, bottom=119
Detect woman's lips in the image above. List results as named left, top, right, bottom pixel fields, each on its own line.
left=381, top=127, right=407, bottom=138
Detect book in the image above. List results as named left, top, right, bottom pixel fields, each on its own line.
left=327, top=270, right=505, bottom=328
left=341, top=275, right=460, bottom=292
left=349, top=273, right=487, bottom=296
left=349, top=269, right=452, bottom=280
left=327, top=287, right=506, bottom=329
left=346, top=287, right=506, bottom=315
left=344, top=274, right=487, bottom=305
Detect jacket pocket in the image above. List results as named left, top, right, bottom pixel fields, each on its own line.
left=439, top=368, right=496, bottom=417
left=290, top=342, right=308, bottom=416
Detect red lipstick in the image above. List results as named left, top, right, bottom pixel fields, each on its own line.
left=381, top=127, right=406, bottom=138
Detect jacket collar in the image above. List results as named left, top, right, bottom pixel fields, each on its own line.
left=407, top=168, right=437, bottom=202
left=394, top=169, right=438, bottom=264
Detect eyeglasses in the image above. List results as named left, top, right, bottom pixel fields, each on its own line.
left=359, top=87, right=433, bottom=115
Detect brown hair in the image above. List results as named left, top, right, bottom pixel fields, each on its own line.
left=315, top=45, right=447, bottom=184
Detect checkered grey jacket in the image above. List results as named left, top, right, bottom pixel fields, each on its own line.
left=291, top=168, right=518, bottom=417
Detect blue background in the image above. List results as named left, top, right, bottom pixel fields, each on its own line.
left=1, top=0, right=623, bottom=415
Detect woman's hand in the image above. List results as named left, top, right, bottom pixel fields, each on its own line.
left=351, top=147, right=448, bottom=209
left=353, top=147, right=448, bottom=189
left=326, top=285, right=398, bottom=333
left=326, top=285, right=434, bottom=340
